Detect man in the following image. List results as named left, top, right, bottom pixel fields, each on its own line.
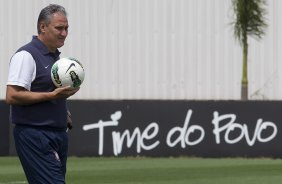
left=6, top=4, right=78, bottom=184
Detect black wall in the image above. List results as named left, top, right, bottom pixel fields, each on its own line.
left=2, top=100, right=282, bottom=157
left=0, top=101, right=9, bottom=156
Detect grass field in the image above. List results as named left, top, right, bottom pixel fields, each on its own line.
left=0, top=157, right=282, bottom=184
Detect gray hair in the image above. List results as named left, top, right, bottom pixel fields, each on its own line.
left=37, top=4, right=67, bottom=34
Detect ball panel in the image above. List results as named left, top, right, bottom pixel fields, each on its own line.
left=51, top=63, right=63, bottom=87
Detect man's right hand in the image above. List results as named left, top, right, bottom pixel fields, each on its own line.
left=52, top=86, right=80, bottom=99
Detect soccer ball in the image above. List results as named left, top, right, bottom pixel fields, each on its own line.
left=51, top=57, right=85, bottom=88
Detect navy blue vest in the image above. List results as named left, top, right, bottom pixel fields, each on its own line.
left=10, top=36, right=67, bottom=129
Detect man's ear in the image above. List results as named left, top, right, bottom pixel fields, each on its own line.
left=39, top=22, right=46, bottom=33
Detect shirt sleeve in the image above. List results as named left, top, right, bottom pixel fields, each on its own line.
left=6, top=51, right=36, bottom=91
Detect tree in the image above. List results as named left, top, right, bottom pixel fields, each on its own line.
left=231, top=0, right=267, bottom=100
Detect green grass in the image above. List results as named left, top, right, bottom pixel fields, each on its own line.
left=0, top=157, right=282, bottom=184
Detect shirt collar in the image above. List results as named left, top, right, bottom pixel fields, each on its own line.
left=31, top=36, right=61, bottom=58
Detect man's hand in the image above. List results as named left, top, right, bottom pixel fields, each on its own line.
left=67, top=110, right=73, bottom=130
left=53, top=86, right=80, bottom=99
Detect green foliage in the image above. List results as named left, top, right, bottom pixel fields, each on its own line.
left=231, top=0, right=268, bottom=100
left=232, top=0, right=267, bottom=45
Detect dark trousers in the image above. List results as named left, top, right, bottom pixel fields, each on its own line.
left=14, top=125, right=68, bottom=184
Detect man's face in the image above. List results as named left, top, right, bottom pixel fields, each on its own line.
left=41, top=13, right=69, bottom=52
